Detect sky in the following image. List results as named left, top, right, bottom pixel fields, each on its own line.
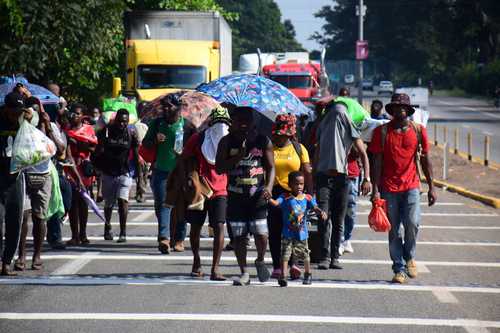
left=274, top=0, right=334, bottom=52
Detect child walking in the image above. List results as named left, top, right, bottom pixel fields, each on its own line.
left=267, top=171, right=327, bottom=286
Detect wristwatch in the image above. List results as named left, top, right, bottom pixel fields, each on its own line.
left=363, top=177, right=371, bottom=182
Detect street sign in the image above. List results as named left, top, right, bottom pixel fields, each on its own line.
left=356, top=40, right=368, bottom=60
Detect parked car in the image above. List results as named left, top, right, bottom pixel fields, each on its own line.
left=378, top=80, right=394, bottom=95
left=362, top=78, right=374, bottom=91
left=344, top=74, right=355, bottom=84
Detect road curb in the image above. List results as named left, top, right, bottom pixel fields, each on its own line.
left=435, top=144, right=500, bottom=171
left=431, top=179, right=500, bottom=209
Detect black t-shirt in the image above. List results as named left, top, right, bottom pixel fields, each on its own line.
left=96, top=125, right=139, bottom=177
left=227, top=132, right=270, bottom=197
left=0, top=108, right=19, bottom=190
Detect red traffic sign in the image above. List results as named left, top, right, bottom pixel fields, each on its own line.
left=356, top=40, right=369, bottom=60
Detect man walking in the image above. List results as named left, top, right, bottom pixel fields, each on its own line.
left=314, top=101, right=372, bottom=270
left=94, top=109, right=141, bottom=243
left=369, top=93, right=437, bottom=284
left=216, top=107, right=275, bottom=285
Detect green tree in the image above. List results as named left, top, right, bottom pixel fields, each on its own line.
left=0, top=0, right=126, bottom=103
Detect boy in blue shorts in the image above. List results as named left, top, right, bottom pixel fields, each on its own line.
left=267, top=171, right=327, bottom=286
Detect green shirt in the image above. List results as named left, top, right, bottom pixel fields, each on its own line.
left=153, top=117, right=184, bottom=172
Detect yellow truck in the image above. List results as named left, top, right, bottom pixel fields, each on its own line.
left=113, top=11, right=232, bottom=101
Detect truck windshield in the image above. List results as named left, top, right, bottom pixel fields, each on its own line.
left=138, top=65, right=207, bottom=89
left=270, top=75, right=311, bottom=89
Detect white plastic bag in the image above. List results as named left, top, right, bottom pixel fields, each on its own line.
left=360, top=118, right=391, bottom=142
left=10, top=120, right=56, bottom=174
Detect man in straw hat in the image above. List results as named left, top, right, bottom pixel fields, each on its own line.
left=369, top=93, right=437, bottom=284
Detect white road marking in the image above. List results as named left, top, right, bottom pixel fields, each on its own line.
left=432, top=290, right=459, bottom=304
left=357, top=200, right=463, bottom=206
left=418, top=264, right=431, bottom=273
left=35, top=254, right=500, bottom=268
left=92, top=210, right=499, bottom=217
left=0, top=312, right=499, bottom=328
left=80, top=223, right=500, bottom=230
left=132, top=211, right=154, bottom=222
left=50, top=252, right=97, bottom=276
left=465, top=326, right=491, bottom=333
left=0, top=277, right=499, bottom=295
left=32, top=236, right=500, bottom=247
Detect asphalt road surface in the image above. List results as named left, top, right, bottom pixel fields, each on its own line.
left=0, top=184, right=499, bottom=332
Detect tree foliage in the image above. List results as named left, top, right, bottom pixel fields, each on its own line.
left=313, top=0, right=500, bottom=91
left=217, top=0, right=304, bottom=64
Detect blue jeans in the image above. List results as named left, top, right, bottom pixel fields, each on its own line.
left=381, top=189, right=421, bottom=273
left=151, top=169, right=172, bottom=241
left=47, top=175, right=72, bottom=244
left=343, top=177, right=359, bottom=242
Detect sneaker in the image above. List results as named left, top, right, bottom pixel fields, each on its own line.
left=271, top=268, right=282, bottom=279
left=329, top=258, right=343, bottom=269
left=278, top=278, right=288, bottom=287
left=104, top=225, right=113, bottom=241
left=392, top=272, right=408, bottom=284
left=254, top=259, right=271, bottom=282
left=343, top=240, right=354, bottom=254
left=233, top=272, right=251, bottom=286
left=289, top=265, right=301, bottom=280
left=117, top=235, right=127, bottom=243
left=173, top=241, right=185, bottom=252
left=317, top=259, right=330, bottom=270
left=338, top=243, right=345, bottom=256
left=406, top=259, right=418, bottom=278
left=303, top=272, right=312, bottom=285
left=158, top=239, right=170, bottom=254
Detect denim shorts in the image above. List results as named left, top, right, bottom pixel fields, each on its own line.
left=102, top=173, right=132, bottom=208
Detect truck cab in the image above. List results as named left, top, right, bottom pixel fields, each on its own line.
left=115, top=11, right=232, bottom=101
left=263, top=62, right=321, bottom=109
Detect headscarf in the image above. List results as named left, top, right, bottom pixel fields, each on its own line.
left=271, top=114, right=296, bottom=137
left=201, top=106, right=231, bottom=165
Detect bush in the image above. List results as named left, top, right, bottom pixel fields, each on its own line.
left=455, top=60, right=500, bottom=96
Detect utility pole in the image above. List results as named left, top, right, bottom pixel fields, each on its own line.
left=357, top=0, right=365, bottom=104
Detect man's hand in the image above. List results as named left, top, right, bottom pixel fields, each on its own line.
left=23, top=107, right=33, bottom=121
left=40, top=111, right=51, bottom=127
left=428, top=187, right=437, bottom=207
left=156, top=133, right=166, bottom=143
left=262, top=187, right=272, bottom=201
left=361, top=179, right=372, bottom=196
left=319, top=210, right=328, bottom=222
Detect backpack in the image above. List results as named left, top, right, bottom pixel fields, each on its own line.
left=380, top=121, right=423, bottom=179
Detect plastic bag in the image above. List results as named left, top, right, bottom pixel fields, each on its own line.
left=10, top=120, right=56, bottom=174
left=368, top=198, right=391, bottom=232
left=45, top=161, right=65, bottom=220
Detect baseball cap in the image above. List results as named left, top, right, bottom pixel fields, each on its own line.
left=4, top=92, right=25, bottom=109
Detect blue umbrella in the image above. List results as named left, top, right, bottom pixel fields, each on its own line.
left=0, top=76, right=59, bottom=106
left=196, top=74, right=312, bottom=120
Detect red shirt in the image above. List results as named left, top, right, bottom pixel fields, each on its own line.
left=183, top=132, right=228, bottom=197
left=369, top=121, right=429, bottom=193
left=347, top=152, right=360, bottom=179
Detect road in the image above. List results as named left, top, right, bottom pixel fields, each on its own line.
left=355, top=87, right=500, bottom=164
left=0, top=183, right=499, bottom=332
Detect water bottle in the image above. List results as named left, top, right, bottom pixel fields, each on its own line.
left=173, top=127, right=183, bottom=154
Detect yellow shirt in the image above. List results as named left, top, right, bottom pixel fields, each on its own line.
left=273, top=142, right=310, bottom=191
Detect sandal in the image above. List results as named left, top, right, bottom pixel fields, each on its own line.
left=66, top=239, right=80, bottom=246
left=14, top=259, right=25, bottom=271
left=210, top=273, right=227, bottom=281
left=80, top=238, right=90, bottom=245
left=190, top=266, right=204, bottom=278
left=1, top=265, right=17, bottom=276
left=31, top=260, right=43, bottom=271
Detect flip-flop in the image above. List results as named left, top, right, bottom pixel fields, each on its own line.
left=210, top=273, right=227, bottom=281
left=14, top=260, right=25, bottom=271
left=31, top=261, right=43, bottom=271
left=190, top=270, right=204, bottom=278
